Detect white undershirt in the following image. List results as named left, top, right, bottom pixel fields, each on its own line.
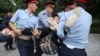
left=64, top=43, right=84, bottom=49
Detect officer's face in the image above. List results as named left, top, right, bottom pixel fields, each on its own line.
left=65, top=7, right=71, bottom=11
left=65, top=3, right=76, bottom=11
left=46, top=6, right=54, bottom=14
left=29, top=3, right=38, bottom=12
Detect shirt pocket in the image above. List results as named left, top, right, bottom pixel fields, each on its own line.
left=28, top=20, right=37, bottom=28
left=17, top=17, right=28, bottom=28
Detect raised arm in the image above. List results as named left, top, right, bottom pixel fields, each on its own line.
left=57, top=15, right=66, bottom=39
left=9, top=10, right=21, bottom=35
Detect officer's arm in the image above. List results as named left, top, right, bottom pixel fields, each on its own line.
left=57, top=15, right=66, bottom=39
left=38, top=13, right=50, bottom=27
left=9, top=10, right=20, bottom=30
left=9, top=10, right=21, bottom=35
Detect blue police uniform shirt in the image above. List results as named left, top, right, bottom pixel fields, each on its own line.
left=57, top=7, right=92, bottom=49
left=38, top=10, right=51, bottom=28
left=57, top=11, right=65, bottom=18
left=10, top=9, right=38, bottom=29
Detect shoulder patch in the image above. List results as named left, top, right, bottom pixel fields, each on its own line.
left=43, top=13, right=45, bottom=15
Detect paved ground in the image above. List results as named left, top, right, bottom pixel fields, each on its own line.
left=0, top=34, right=100, bottom=56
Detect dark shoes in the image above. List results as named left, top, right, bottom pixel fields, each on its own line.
left=4, top=46, right=9, bottom=51
left=4, top=46, right=16, bottom=51
left=9, top=47, right=16, bottom=50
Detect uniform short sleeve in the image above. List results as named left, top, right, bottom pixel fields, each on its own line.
left=10, top=9, right=20, bottom=23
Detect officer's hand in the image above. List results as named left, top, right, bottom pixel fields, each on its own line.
left=31, top=28, right=41, bottom=39
left=50, top=26, right=56, bottom=30
left=7, top=31, right=16, bottom=38
left=13, top=29, right=22, bottom=36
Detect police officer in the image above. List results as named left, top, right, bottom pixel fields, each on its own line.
left=57, top=0, right=92, bottom=56
left=38, top=2, right=55, bottom=28
left=57, top=0, right=75, bottom=18
left=35, top=1, right=55, bottom=56
left=9, top=0, right=39, bottom=56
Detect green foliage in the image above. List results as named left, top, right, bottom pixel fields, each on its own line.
left=0, top=0, right=14, bottom=13
left=86, top=0, right=100, bottom=20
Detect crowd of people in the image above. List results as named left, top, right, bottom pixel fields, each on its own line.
left=0, top=0, right=92, bottom=56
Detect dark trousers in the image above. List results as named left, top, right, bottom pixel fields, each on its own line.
left=17, top=38, right=34, bottom=56
left=0, top=35, right=13, bottom=48
left=35, top=39, right=43, bottom=56
left=0, top=24, right=5, bottom=31
left=58, top=43, right=87, bottom=56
